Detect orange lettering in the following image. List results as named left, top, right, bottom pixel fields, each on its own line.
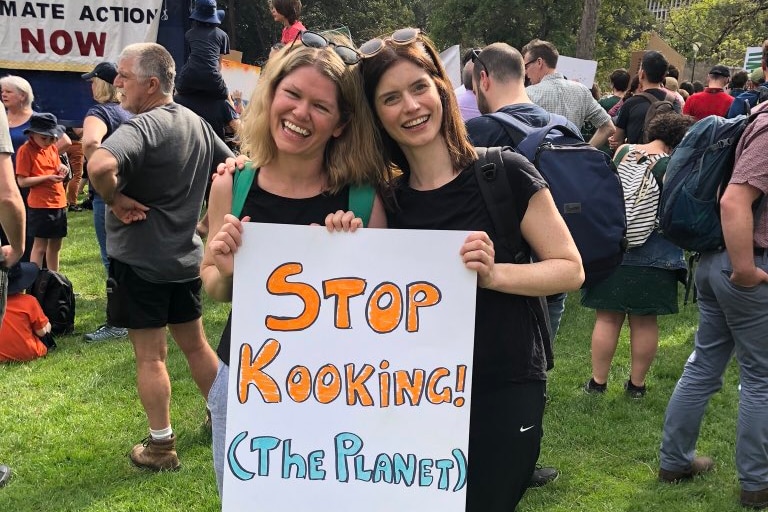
left=366, top=282, right=403, bottom=333
left=393, top=369, right=425, bottom=406
left=345, top=363, right=375, bottom=406
left=323, top=278, right=366, bottom=329
left=314, top=364, right=342, bottom=403
left=406, top=282, right=441, bottom=332
left=286, top=365, right=312, bottom=403
left=426, top=367, right=452, bottom=404
left=238, top=340, right=281, bottom=404
left=265, top=263, right=320, bottom=331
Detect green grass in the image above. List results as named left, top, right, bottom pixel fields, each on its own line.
left=0, top=212, right=749, bottom=511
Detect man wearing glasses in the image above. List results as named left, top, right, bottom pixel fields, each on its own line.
left=522, top=39, right=614, bottom=148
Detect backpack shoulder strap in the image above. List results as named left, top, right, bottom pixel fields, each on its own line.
left=636, top=92, right=659, bottom=104
left=650, top=155, right=670, bottom=184
left=612, top=145, right=633, bottom=166
left=231, top=162, right=258, bottom=217
left=348, top=184, right=376, bottom=228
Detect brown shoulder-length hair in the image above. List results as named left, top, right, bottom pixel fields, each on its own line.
left=359, top=31, right=476, bottom=176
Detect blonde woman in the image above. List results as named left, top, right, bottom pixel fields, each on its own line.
left=201, top=41, right=391, bottom=497
left=80, top=62, right=132, bottom=342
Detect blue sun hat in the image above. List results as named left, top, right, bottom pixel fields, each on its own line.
left=190, top=0, right=224, bottom=25
left=7, top=262, right=39, bottom=295
left=23, top=113, right=60, bottom=139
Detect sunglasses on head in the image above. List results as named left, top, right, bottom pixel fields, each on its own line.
left=358, top=27, right=421, bottom=59
left=470, top=49, right=489, bottom=75
left=289, top=30, right=361, bottom=65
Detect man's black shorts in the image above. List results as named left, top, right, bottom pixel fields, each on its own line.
left=107, top=259, right=203, bottom=329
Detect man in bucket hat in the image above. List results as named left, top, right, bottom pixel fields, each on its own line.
left=683, top=64, right=735, bottom=120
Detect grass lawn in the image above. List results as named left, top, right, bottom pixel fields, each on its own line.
left=0, top=210, right=748, bottom=511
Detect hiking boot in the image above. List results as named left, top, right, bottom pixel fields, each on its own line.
left=658, top=456, right=714, bottom=483
left=84, top=324, right=127, bottom=342
left=130, top=435, right=180, bottom=471
left=529, top=465, right=559, bottom=488
left=741, top=487, right=768, bottom=509
left=584, top=378, right=607, bottom=394
left=624, top=379, right=647, bottom=399
left=0, top=465, right=10, bottom=487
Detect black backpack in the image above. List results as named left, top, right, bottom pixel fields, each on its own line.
left=28, top=269, right=76, bottom=335
left=636, top=92, right=677, bottom=143
left=472, top=146, right=555, bottom=371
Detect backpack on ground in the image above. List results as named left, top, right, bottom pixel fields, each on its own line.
left=636, top=91, right=677, bottom=143
left=28, top=269, right=76, bottom=335
left=487, top=112, right=627, bottom=288
left=471, top=146, right=554, bottom=371
left=231, top=162, right=376, bottom=225
left=613, top=145, right=667, bottom=249
left=658, top=111, right=768, bottom=253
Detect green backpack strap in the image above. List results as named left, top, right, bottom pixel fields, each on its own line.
left=612, top=145, right=632, bottom=166
left=232, top=162, right=258, bottom=217
left=348, top=183, right=376, bottom=227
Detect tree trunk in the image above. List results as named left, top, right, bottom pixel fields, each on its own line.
left=226, top=0, right=237, bottom=49
left=575, top=0, right=601, bottom=60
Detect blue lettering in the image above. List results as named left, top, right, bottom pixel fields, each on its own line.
left=250, top=436, right=280, bottom=476
left=308, top=450, right=326, bottom=480
left=435, top=458, right=454, bottom=490
left=226, top=431, right=255, bottom=481
left=392, top=453, right=417, bottom=486
left=372, top=453, right=394, bottom=483
left=334, top=432, right=363, bottom=482
left=452, top=448, right=467, bottom=492
left=281, top=439, right=307, bottom=479
left=419, top=458, right=433, bottom=487
left=354, top=455, right=372, bottom=482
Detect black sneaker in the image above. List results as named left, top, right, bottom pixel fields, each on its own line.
left=529, top=465, right=559, bottom=488
left=0, top=465, right=11, bottom=487
left=624, top=379, right=646, bottom=399
left=79, top=199, right=93, bottom=210
left=584, top=378, right=607, bottom=394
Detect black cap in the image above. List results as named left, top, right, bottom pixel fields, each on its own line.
left=23, top=113, right=60, bottom=138
left=709, top=65, right=730, bottom=78
left=82, top=62, right=118, bottom=84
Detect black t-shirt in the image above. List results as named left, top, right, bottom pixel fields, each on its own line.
left=616, top=88, right=678, bottom=144
left=216, top=180, right=351, bottom=365
left=387, top=158, right=549, bottom=386
left=174, top=94, right=238, bottom=142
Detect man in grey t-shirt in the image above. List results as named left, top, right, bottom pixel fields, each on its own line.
left=88, top=43, right=233, bottom=472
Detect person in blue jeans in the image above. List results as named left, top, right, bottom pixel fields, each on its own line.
left=658, top=61, right=768, bottom=508
left=80, top=62, right=132, bottom=342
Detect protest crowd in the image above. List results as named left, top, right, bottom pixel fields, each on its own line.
left=2, top=0, right=768, bottom=510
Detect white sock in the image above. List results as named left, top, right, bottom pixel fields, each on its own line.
left=150, top=426, right=173, bottom=440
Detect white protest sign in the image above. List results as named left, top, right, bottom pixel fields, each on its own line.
left=557, top=55, right=598, bottom=89
left=224, top=223, right=477, bottom=511
left=0, top=0, right=163, bottom=72
left=440, top=44, right=461, bottom=90
left=744, top=46, right=763, bottom=73
left=221, top=59, right=261, bottom=116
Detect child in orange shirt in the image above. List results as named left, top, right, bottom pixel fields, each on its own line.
left=15, top=112, right=68, bottom=271
left=0, top=262, right=51, bottom=363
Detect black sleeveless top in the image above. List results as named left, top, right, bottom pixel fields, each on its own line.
left=387, top=160, right=549, bottom=386
left=216, top=179, right=350, bottom=365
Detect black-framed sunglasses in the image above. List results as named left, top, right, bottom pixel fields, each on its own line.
left=358, top=27, right=421, bottom=59
left=524, top=57, right=540, bottom=69
left=471, top=49, right=489, bottom=75
left=289, top=30, right=361, bottom=65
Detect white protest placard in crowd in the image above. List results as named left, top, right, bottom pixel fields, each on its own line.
left=224, top=223, right=477, bottom=511
left=221, top=59, right=261, bottom=116
left=557, top=55, right=598, bottom=89
left=744, top=46, right=763, bottom=73
left=0, top=0, right=163, bottom=72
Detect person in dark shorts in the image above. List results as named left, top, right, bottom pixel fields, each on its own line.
left=88, top=43, right=233, bottom=472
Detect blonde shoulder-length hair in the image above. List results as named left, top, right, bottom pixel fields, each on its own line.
left=91, top=77, right=121, bottom=104
left=239, top=44, right=390, bottom=192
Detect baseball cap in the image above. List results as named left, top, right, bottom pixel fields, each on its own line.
left=82, top=62, right=118, bottom=84
left=708, top=65, right=730, bottom=78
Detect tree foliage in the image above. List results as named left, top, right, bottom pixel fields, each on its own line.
left=662, top=0, right=768, bottom=68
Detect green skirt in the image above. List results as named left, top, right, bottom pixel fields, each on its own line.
left=580, top=265, right=679, bottom=315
